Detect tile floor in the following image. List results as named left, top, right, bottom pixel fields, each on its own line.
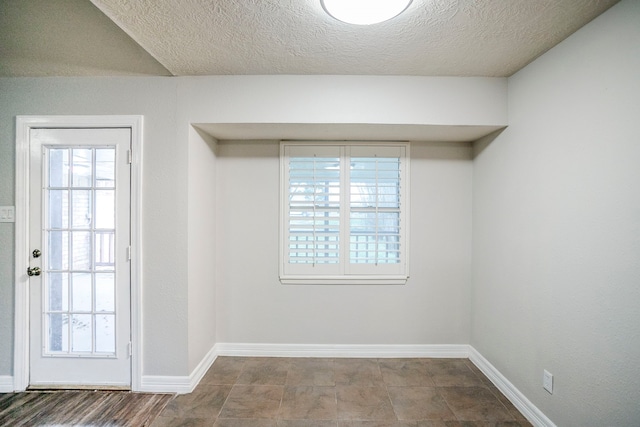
left=152, top=357, right=533, bottom=427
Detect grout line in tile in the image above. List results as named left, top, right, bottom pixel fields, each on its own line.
left=435, top=386, right=461, bottom=422
left=380, top=361, right=401, bottom=422
left=275, top=382, right=285, bottom=420
left=214, top=383, right=234, bottom=421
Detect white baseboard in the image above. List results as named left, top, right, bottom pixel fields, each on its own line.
left=468, top=346, right=556, bottom=427
left=214, top=343, right=469, bottom=358
left=188, top=345, right=218, bottom=391
left=0, top=376, right=14, bottom=392
left=138, top=375, right=191, bottom=394
left=139, top=345, right=217, bottom=394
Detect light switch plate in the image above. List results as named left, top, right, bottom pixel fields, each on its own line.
left=0, top=206, right=15, bottom=223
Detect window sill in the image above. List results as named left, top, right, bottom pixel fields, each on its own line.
left=280, top=275, right=408, bottom=285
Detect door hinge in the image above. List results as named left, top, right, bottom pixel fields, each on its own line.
left=126, top=246, right=131, bottom=261
left=127, top=149, right=132, bottom=164
left=128, top=342, right=132, bottom=357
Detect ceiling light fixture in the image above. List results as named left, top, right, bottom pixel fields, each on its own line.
left=321, top=0, right=413, bottom=25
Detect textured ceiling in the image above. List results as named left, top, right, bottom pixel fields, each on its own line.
left=0, top=0, right=620, bottom=77
left=0, top=0, right=170, bottom=77
left=89, top=0, right=619, bottom=77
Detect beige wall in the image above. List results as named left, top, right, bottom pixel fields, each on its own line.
left=471, top=1, right=640, bottom=425
left=215, top=140, right=473, bottom=345
left=187, top=127, right=218, bottom=372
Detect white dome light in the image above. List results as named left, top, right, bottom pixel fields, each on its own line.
left=321, top=0, right=413, bottom=25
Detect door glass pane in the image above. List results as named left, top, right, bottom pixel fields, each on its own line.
left=71, top=231, right=91, bottom=270
left=49, top=313, right=69, bottom=352
left=96, top=149, right=115, bottom=187
left=71, top=314, right=92, bottom=352
left=48, top=272, right=69, bottom=311
left=48, top=190, right=68, bottom=229
left=71, top=190, right=92, bottom=228
left=71, top=273, right=92, bottom=311
left=95, top=273, right=115, bottom=312
left=49, top=148, right=69, bottom=187
left=44, top=146, right=120, bottom=356
left=95, top=232, right=115, bottom=271
left=72, top=149, right=93, bottom=187
left=95, top=190, right=115, bottom=229
left=48, top=231, right=69, bottom=270
left=95, top=314, right=115, bottom=353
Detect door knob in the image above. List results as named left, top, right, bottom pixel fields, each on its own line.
left=27, top=267, right=41, bottom=276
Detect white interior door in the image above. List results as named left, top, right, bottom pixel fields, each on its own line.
left=28, top=128, right=131, bottom=388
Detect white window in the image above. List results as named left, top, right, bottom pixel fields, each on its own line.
left=280, top=142, right=410, bottom=284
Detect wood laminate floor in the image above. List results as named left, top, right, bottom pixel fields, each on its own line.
left=0, top=390, right=172, bottom=426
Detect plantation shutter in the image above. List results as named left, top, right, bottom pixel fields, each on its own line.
left=280, top=143, right=408, bottom=284
left=347, top=146, right=405, bottom=275
left=283, top=145, right=342, bottom=276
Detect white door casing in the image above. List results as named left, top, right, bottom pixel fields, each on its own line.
left=14, top=116, right=143, bottom=391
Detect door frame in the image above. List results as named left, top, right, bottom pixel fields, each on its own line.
left=14, top=115, right=143, bottom=391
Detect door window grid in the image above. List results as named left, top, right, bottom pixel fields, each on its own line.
left=44, top=146, right=117, bottom=356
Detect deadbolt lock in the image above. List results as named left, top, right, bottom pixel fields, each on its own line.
left=32, top=249, right=41, bottom=258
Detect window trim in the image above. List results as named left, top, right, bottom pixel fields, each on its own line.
left=279, top=141, right=410, bottom=285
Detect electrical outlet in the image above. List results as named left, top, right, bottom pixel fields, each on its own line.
left=543, top=370, right=553, bottom=394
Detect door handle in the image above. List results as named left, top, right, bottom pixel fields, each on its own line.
left=27, top=267, right=41, bottom=276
